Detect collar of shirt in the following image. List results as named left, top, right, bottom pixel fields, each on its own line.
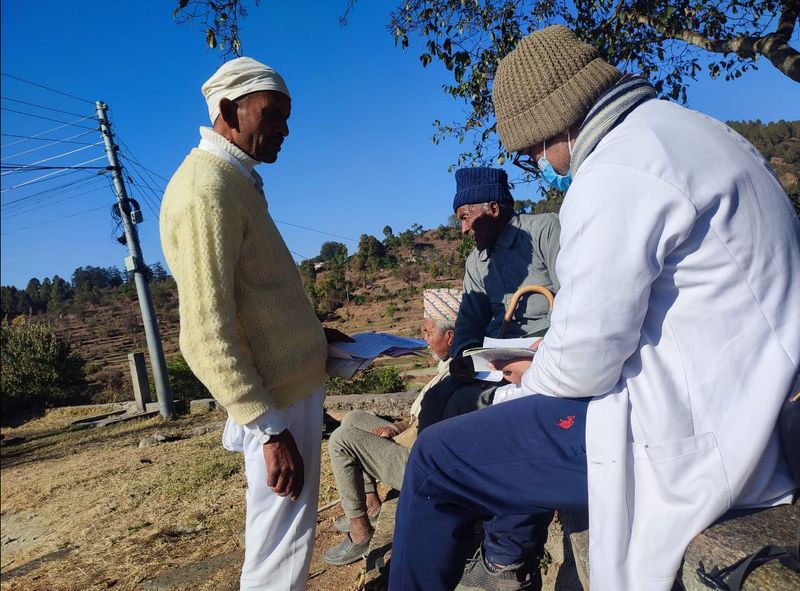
left=197, top=127, right=264, bottom=193
left=477, top=215, right=522, bottom=262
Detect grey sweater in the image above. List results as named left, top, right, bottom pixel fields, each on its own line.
left=452, top=213, right=560, bottom=357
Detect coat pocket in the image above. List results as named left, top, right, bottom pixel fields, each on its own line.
left=630, top=431, right=732, bottom=583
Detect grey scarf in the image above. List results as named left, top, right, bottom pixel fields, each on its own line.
left=570, top=75, right=657, bottom=174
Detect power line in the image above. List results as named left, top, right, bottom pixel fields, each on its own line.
left=1, top=164, right=108, bottom=172
left=1, top=96, right=95, bottom=119
left=0, top=155, right=107, bottom=192
left=1, top=141, right=105, bottom=175
left=1, top=107, right=99, bottom=130
left=1, top=173, right=106, bottom=207
left=1, top=204, right=109, bottom=236
left=1, top=130, right=96, bottom=160
left=0, top=118, right=98, bottom=148
left=273, top=219, right=358, bottom=243
left=116, top=139, right=170, bottom=185
left=1, top=179, right=109, bottom=218
left=0, top=73, right=95, bottom=105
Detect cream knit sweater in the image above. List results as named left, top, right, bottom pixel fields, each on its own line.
left=160, top=149, right=327, bottom=425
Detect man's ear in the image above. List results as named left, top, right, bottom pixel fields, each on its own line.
left=446, top=329, right=454, bottom=348
left=487, top=201, right=502, bottom=218
left=218, top=98, right=239, bottom=131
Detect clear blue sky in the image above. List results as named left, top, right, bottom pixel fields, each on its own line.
left=2, top=1, right=798, bottom=289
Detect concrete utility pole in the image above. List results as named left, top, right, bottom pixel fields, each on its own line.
left=96, top=101, right=175, bottom=419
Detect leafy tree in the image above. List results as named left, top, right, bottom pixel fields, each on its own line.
left=148, top=262, right=169, bottom=283
left=1, top=286, right=19, bottom=318
left=157, top=354, right=211, bottom=402
left=173, top=1, right=798, bottom=167
left=388, top=0, right=800, bottom=167
left=318, top=241, right=349, bottom=262
left=0, top=319, right=88, bottom=416
left=351, top=234, right=387, bottom=287
left=383, top=225, right=394, bottom=239
left=397, top=265, right=421, bottom=287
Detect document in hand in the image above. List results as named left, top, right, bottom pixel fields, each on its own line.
left=462, top=336, right=539, bottom=374
left=326, top=332, right=427, bottom=379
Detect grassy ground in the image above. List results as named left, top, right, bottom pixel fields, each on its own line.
left=0, top=407, right=371, bottom=591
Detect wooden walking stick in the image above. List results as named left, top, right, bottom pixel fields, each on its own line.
left=497, top=284, right=555, bottom=338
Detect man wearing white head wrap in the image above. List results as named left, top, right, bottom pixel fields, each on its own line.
left=323, top=290, right=460, bottom=566
left=201, top=56, right=291, bottom=124
left=161, top=58, right=330, bottom=590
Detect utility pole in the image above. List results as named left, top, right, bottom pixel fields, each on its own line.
left=96, top=101, right=175, bottom=419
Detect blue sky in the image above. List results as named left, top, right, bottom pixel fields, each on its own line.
left=2, top=1, right=798, bottom=289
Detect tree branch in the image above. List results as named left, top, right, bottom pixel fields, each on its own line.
left=623, top=8, right=800, bottom=82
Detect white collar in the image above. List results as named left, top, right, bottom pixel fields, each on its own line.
left=198, top=127, right=263, bottom=192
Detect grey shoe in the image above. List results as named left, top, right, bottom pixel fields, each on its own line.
left=455, top=546, right=533, bottom=591
left=333, top=508, right=381, bottom=532
left=322, top=534, right=372, bottom=566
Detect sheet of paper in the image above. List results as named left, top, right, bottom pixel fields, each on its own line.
left=331, top=332, right=426, bottom=359
left=325, top=332, right=427, bottom=378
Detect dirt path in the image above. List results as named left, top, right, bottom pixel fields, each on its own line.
left=0, top=408, right=374, bottom=591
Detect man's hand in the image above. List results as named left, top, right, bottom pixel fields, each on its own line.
left=324, top=327, right=354, bottom=343
left=449, top=354, right=475, bottom=382
left=370, top=424, right=401, bottom=439
left=262, top=429, right=304, bottom=500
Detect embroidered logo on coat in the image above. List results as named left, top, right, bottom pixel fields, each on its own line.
left=558, top=415, right=576, bottom=430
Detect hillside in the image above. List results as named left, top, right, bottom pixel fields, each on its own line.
left=2, top=119, right=798, bottom=404
left=1, top=226, right=468, bottom=403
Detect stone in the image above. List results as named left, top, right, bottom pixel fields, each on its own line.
left=190, top=398, right=218, bottom=414
left=138, top=431, right=179, bottom=448
left=324, top=392, right=418, bottom=421
left=680, top=503, right=800, bottom=591
left=541, top=511, right=589, bottom=591
left=190, top=421, right=225, bottom=437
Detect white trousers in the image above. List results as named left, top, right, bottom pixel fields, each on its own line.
left=222, top=387, right=324, bottom=591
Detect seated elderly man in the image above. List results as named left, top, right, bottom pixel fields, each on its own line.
left=418, top=166, right=560, bottom=429
left=322, top=289, right=461, bottom=566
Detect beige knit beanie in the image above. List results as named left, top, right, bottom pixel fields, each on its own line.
left=492, top=25, right=622, bottom=152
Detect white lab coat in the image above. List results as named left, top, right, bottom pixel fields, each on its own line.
left=523, top=99, right=800, bottom=590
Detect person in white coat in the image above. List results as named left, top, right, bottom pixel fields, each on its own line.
left=388, top=25, right=800, bottom=591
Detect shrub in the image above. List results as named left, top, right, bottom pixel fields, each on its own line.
left=385, top=302, right=399, bottom=319
left=325, top=366, right=405, bottom=396
left=151, top=354, right=211, bottom=402
left=0, top=319, right=88, bottom=416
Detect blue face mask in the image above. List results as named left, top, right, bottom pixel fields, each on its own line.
left=537, top=131, right=573, bottom=192
left=538, top=157, right=572, bottom=192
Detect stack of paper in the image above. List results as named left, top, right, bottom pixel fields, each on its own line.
left=326, top=332, right=427, bottom=379
left=463, top=336, right=539, bottom=382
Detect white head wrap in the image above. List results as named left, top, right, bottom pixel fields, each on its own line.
left=201, top=57, right=291, bottom=124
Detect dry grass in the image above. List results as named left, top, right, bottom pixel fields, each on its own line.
left=0, top=409, right=368, bottom=591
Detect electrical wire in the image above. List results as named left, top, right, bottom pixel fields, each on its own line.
left=1, top=164, right=108, bottom=171
left=1, top=204, right=109, bottom=236
left=116, top=139, right=170, bottom=185
left=3, top=177, right=109, bottom=222
left=0, top=96, right=95, bottom=119
left=1, top=142, right=105, bottom=175
left=0, top=117, right=98, bottom=148
left=1, top=130, right=96, bottom=160
left=1, top=155, right=107, bottom=192
left=1, top=107, right=99, bottom=130
left=273, top=219, right=358, bottom=243
left=0, top=73, right=95, bottom=105
left=1, top=172, right=106, bottom=207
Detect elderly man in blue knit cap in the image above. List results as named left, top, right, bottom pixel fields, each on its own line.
left=417, top=166, right=561, bottom=429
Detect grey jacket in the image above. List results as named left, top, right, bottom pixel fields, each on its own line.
left=452, top=213, right=560, bottom=357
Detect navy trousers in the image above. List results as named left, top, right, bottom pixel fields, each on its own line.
left=389, top=394, right=590, bottom=591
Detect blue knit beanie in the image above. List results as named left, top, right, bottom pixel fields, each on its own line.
left=452, top=167, right=514, bottom=212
